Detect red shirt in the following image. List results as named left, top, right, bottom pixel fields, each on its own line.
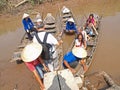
left=25, top=58, right=41, bottom=71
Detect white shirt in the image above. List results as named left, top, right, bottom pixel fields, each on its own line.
left=75, top=39, right=85, bottom=48
left=81, top=30, right=88, bottom=41
left=33, top=32, right=58, bottom=52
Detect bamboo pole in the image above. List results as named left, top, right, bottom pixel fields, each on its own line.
left=15, top=0, right=28, bottom=8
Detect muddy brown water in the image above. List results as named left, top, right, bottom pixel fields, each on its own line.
left=0, top=0, right=120, bottom=89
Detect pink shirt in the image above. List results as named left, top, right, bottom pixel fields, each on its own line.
left=87, top=18, right=95, bottom=25
left=25, top=58, right=41, bottom=71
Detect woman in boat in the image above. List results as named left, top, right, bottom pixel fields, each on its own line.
left=21, top=43, right=49, bottom=90
left=22, top=13, right=36, bottom=40
left=66, top=18, right=77, bottom=33
left=75, top=33, right=87, bottom=49
left=63, top=33, right=87, bottom=74
left=85, top=14, right=98, bottom=35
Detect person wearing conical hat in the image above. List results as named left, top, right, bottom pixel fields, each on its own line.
left=21, top=43, right=49, bottom=90
left=66, top=18, right=77, bottom=33
left=22, top=13, right=37, bottom=40
left=63, top=33, right=87, bottom=74
left=33, top=23, right=63, bottom=71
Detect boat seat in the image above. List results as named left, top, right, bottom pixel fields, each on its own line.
left=87, top=41, right=96, bottom=47
left=44, top=29, right=56, bottom=33
left=62, top=14, right=72, bottom=18
left=12, top=51, right=22, bottom=61
left=89, top=33, right=96, bottom=37
left=87, top=51, right=92, bottom=57
left=45, top=24, right=56, bottom=29
left=18, top=44, right=26, bottom=48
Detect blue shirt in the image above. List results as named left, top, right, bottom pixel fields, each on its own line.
left=22, top=18, right=34, bottom=31
left=66, top=22, right=77, bottom=31
left=63, top=51, right=80, bottom=63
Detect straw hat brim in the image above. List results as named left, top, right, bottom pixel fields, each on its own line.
left=72, top=47, right=87, bottom=58
left=68, top=18, right=74, bottom=23
left=62, top=8, right=70, bottom=13
left=37, top=19, right=42, bottom=22
left=22, top=13, right=29, bottom=19
left=21, top=43, right=43, bottom=62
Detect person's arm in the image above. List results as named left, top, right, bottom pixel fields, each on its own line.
left=63, top=60, right=76, bottom=74
left=33, top=70, right=45, bottom=90
left=38, top=57, right=49, bottom=72
left=84, top=40, right=87, bottom=49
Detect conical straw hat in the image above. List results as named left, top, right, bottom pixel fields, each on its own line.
left=21, top=43, right=43, bottom=62
left=72, top=47, right=87, bottom=58
left=68, top=18, right=74, bottom=23
left=22, top=13, right=29, bottom=19
left=62, top=7, right=70, bottom=13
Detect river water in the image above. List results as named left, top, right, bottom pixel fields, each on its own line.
left=0, top=0, right=120, bottom=89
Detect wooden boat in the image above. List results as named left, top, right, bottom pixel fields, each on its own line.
left=44, top=13, right=57, bottom=33
left=10, top=13, right=63, bottom=65
left=65, top=14, right=101, bottom=77
left=60, top=6, right=77, bottom=35
left=43, top=13, right=120, bottom=90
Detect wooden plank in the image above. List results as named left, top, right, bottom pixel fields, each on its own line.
left=62, top=14, right=72, bottom=18
left=10, top=51, right=22, bottom=62
left=44, top=71, right=60, bottom=90
left=87, top=41, right=96, bottom=47
left=58, top=69, right=79, bottom=90
left=45, top=24, right=56, bottom=29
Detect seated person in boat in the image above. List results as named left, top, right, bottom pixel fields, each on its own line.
left=33, top=23, right=63, bottom=71
left=85, top=14, right=98, bottom=35
left=63, top=33, right=87, bottom=74
left=22, top=13, right=37, bottom=40
left=66, top=18, right=77, bottom=33
left=77, top=27, right=89, bottom=42
left=36, top=18, right=43, bottom=28
left=21, top=43, right=49, bottom=90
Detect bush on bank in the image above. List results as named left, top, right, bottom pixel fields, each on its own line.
left=0, top=0, right=7, bottom=11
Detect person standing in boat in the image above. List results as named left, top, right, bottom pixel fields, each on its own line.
left=63, top=33, right=87, bottom=74
left=22, top=13, right=36, bottom=40
left=21, top=43, right=49, bottom=90
left=33, top=23, right=63, bottom=71
left=85, top=14, right=98, bottom=35
left=66, top=18, right=77, bottom=33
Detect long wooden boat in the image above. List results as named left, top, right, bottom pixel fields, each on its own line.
left=65, top=14, right=101, bottom=76
left=10, top=13, right=63, bottom=66
left=60, top=6, right=77, bottom=35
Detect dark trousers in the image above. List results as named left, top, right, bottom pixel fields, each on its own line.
left=26, top=27, right=37, bottom=40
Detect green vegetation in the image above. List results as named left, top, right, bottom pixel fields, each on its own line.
left=0, top=0, right=7, bottom=11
